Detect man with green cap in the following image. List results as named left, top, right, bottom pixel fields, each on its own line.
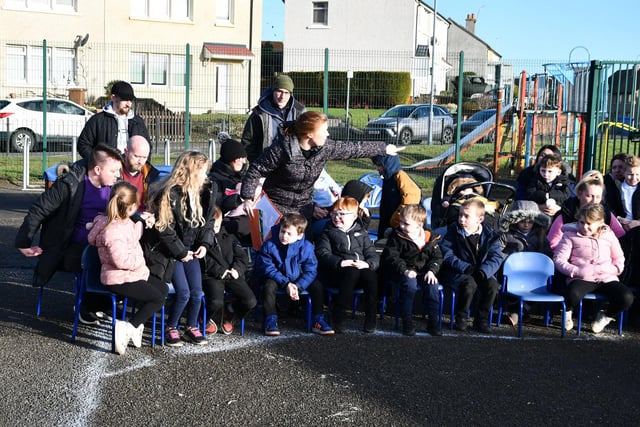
left=241, top=74, right=306, bottom=162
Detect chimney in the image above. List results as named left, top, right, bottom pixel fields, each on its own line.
left=466, top=13, right=476, bottom=34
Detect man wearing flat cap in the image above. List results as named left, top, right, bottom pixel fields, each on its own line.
left=78, top=80, right=151, bottom=159
left=241, top=74, right=306, bottom=162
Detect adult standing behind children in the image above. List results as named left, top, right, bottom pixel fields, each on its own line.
left=514, top=144, right=568, bottom=200
left=78, top=81, right=151, bottom=159
left=241, top=74, right=306, bottom=162
left=240, top=111, right=404, bottom=221
left=15, top=144, right=123, bottom=322
left=439, top=199, right=503, bottom=334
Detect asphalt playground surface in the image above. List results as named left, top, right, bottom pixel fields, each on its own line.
left=1, top=185, right=640, bottom=426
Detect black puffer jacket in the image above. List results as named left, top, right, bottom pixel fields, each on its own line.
left=241, top=131, right=386, bottom=218
left=78, top=106, right=150, bottom=159
left=166, top=184, right=215, bottom=251
left=208, top=160, right=244, bottom=214
left=15, top=162, right=88, bottom=286
left=315, top=221, right=380, bottom=272
left=524, top=172, right=573, bottom=205
left=202, top=228, right=249, bottom=280
left=382, top=229, right=443, bottom=277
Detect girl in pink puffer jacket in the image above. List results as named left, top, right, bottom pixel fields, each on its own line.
left=88, top=181, right=168, bottom=355
left=554, top=203, right=634, bottom=334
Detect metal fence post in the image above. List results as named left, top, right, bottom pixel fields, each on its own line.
left=208, top=138, right=215, bottom=161
left=164, top=138, right=170, bottom=165
left=21, top=146, right=30, bottom=191
left=71, top=136, right=77, bottom=163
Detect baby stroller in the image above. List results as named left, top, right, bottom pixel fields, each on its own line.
left=430, top=162, right=515, bottom=230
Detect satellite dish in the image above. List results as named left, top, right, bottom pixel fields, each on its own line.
left=80, top=33, right=89, bottom=47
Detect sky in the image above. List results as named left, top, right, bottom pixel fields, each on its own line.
left=262, top=0, right=640, bottom=61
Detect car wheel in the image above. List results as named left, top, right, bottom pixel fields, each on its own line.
left=10, top=129, right=36, bottom=152
left=398, top=128, right=412, bottom=146
left=485, top=130, right=496, bottom=145
left=440, top=127, right=454, bottom=145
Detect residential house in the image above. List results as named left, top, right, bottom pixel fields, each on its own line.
left=0, top=0, right=262, bottom=114
left=283, top=0, right=451, bottom=101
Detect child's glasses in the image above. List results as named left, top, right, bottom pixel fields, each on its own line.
left=331, top=211, right=355, bottom=218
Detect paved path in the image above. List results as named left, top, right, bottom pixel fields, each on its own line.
left=1, top=186, right=639, bottom=426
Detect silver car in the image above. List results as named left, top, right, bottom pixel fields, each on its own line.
left=364, top=104, right=454, bottom=145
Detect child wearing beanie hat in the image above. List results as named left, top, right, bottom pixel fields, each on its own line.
left=220, top=140, right=248, bottom=164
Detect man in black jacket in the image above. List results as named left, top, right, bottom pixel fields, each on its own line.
left=15, top=144, right=123, bottom=321
left=77, top=81, right=150, bottom=159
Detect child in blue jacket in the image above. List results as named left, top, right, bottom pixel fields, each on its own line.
left=255, top=212, right=333, bottom=336
left=439, top=199, right=503, bottom=333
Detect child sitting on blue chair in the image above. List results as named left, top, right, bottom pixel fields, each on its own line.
left=255, top=212, right=333, bottom=336
left=382, top=204, right=443, bottom=336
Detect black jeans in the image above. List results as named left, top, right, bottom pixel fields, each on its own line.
left=332, top=267, right=377, bottom=318
left=455, top=275, right=500, bottom=323
left=202, top=276, right=257, bottom=323
left=564, top=279, right=634, bottom=316
left=262, top=279, right=325, bottom=317
left=109, top=277, right=169, bottom=327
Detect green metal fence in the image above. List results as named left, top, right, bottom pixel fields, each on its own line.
left=1, top=39, right=638, bottom=190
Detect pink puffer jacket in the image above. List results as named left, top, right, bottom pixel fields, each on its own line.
left=553, top=223, right=624, bottom=283
left=88, top=215, right=149, bottom=285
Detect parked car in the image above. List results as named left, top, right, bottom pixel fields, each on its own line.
left=451, top=75, right=491, bottom=98
left=459, top=108, right=499, bottom=144
left=0, top=98, right=94, bottom=152
left=364, top=104, right=454, bottom=145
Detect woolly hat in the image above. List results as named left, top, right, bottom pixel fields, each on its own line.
left=219, top=140, right=247, bottom=163
left=272, top=74, right=294, bottom=92
left=341, top=180, right=373, bottom=204
left=499, top=199, right=550, bottom=232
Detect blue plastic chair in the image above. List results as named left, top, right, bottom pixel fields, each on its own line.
left=253, top=284, right=312, bottom=332
left=71, top=246, right=128, bottom=352
left=577, top=293, right=624, bottom=336
left=325, top=287, right=365, bottom=319
left=497, top=252, right=566, bottom=338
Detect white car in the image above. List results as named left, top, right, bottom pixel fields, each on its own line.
left=0, top=98, right=93, bottom=151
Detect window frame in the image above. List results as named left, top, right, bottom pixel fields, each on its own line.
left=312, top=1, right=329, bottom=26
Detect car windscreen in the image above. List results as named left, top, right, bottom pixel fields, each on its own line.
left=380, top=106, right=416, bottom=118
left=0, top=100, right=11, bottom=110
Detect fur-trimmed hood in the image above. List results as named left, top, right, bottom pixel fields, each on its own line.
left=499, top=200, right=550, bottom=232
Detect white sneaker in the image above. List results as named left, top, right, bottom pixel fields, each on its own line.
left=114, top=320, right=130, bottom=355
left=564, top=311, right=574, bottom=332
left=591, top=311, right=615, bottom=334
left=129, top=323, right=144, bottom=348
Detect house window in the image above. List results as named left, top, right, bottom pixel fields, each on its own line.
left=130, top=52, right=186, bottom=87
left=130, top=0, right=192, bottom=21
left=312, top=2, right=328, bottom=26
left=6, top=44, right=74, bottom=85
left=150, top=54, right=169, bottom=86
left=171, top=55, right=186, bottom=87
left=415, top=45, right=430, bottom=57
left=216, top=0, right=233, bottom=24
left=4, top=0, right=77, bottom=12
left=130, top=53, right=147, bottom=85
